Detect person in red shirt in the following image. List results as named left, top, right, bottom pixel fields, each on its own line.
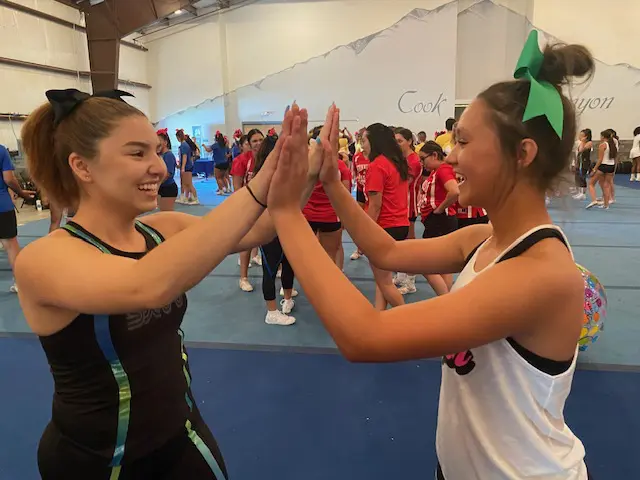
left=302, top=126, right=351, bottom=264
left=349, top=146, right=370, bottom=260
left=418, top=141, right=459, bottom=296
left=336, top=151, right=353, bottom=270
left=231, top=128, right=264, bottom=292
left=394, top=127, right=423, bottom=294
left=362, top=123, right=409, bottom=310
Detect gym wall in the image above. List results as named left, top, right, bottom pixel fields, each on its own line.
left=0, top=0, right=151, bottom=150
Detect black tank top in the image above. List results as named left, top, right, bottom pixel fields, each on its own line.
left=39, top=220, right=193, bottom=463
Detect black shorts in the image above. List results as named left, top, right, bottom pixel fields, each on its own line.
left=38, top=415, right=227, bottom=480
left=159, top=183, right=179, bottom=198
left=0, top=209, right=17, bottom=239
left=598, top=164, right=615, bottom=174
left=356, top=190, right=366, bottom=204
left=183, top=164, right=194, bottom=173
left=214, top=163, right=229, bottom=171
left=384, top=226, right=409, bottom=241
left=422, top=213, right=458, bottom=239
left=308, top=221, right=342, bottom=233
left=457, top=215, right=489, bottom=230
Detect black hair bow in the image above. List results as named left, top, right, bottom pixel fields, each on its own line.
left=45, top=88, right=135, bottom=127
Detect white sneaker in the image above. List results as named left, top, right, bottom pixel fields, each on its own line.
left=9, top=284, right=18, bottom=293
left=239, top=278, right=254, bottom=292
left=393, top=273, right=407, bottom=286
left=280, top=298, right=295, bottom=314
left=252, top=255, right=262, bottom=266
left=572, top=193, right=586, bottom=200
left=398, top=284, right=417, bottom=295
left=350, top=251, right=361, bottom=260
left=585, top=201, right=598, bottom=209
left=280, top=287, right=298, bottom=297
left=265, top=310, right=295, bottom=326
left=188, top=198, right=200, bottom=205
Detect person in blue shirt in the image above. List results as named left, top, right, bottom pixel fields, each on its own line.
left=0, top=144, right=35, bottom=292
left=202, top=131, right=231, bottom=195
left=156, top=129, right=178, bottom=211
left=176, top=129, right=198, bottom=205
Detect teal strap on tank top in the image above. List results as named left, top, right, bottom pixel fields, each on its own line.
left=135, top=220, right=163, bottom=247
left=61, top=223, right=131, bottom=480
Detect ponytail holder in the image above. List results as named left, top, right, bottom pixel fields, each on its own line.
left=216, top=130, right=221, bottom=136
left=46, top=88, right=134, bottom=127
left=233, top=129, right=242, bottom=139
left=268, top=128, right=277, bottom=136
left=176, top=128, right=184, bottom=133
left=513, top=30, right=564, bottom=138
left=156, top=128, right=168, bottom=136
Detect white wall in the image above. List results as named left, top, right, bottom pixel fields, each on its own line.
left=147, top=0, right=461, bottom=138
left=533, top=0, right=640, bottom=68
left=0, top=1, right=150, bottom=150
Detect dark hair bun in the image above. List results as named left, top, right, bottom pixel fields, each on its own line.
left=538, top=43, right=595, bottom=87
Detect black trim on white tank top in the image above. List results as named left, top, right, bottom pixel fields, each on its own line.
left=462, top=228, right=574, bottom=376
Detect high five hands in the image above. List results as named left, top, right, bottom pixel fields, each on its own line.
left=267, top=103, right=342, bottom=213
left=246, top=102, right=342, bottom=212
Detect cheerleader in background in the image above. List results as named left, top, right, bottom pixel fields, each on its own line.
left=253, top=132, right=297, bottom=326
left=350, top=133, right=370, bottom=260
left=202, top=131, right=232, bottom=195
left=361, top=123, right=409, bottom=310
left=336, top=149, right=353, bottom=270
left=418, top=141, right=459, bottom=296
left=303, top=126, right=352, bottom=268
left=394, top=127, right=423, bottom=295
left=157, top=128, right=179, bottom=211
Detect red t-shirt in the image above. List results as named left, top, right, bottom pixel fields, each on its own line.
left=230, top=151, right=255, bottom=185
left=419, top=163, right=457, bottom=217
left=303, top=159, right=351, bottom=223
left=406, top=152, right=422, bottom=219
left=352, top=152, right=370, bottom=192
left=365, top=155, right=409, bottom=229
left=338, top=159, right=352, bottom=191
left=456, top=204, right=488, bottom=219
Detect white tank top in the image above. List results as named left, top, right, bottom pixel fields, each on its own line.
left=436, top=225, right=587, bottom=480
left=602, top=142, right=615, bottom=165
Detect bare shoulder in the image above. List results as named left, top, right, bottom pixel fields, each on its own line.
left=455, top=223, right=493, bottom=258
left=139, top=212, right=200, bottom=239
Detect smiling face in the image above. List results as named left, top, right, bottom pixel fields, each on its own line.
left=445, top=99, right=512, bottom=208
left=69, top=116, right=167, bottom=215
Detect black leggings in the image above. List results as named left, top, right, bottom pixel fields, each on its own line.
left=260, top=237, right=294, bottom=301
left=38, top=412, right=227, bottom=480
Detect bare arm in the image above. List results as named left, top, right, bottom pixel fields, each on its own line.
left=2, top=171, right=33, bottom=199
left=366, top=191, right=381, bottom=222
left=271, top=210, right=582, bottom=362
left=593, top=143, right=605, bottom=171
left=202, top=144, right=213, bottom=153
left=144, top=170, right=320, bottom=253
left=323, top=179, right=490, bottom=274
left=16, top=107, right=303, bottom=315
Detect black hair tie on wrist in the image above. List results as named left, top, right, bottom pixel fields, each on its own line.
left=245, top=184, right=267, bottom=209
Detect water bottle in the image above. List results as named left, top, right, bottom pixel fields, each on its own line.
left=36, top=199, right=42, bottom=212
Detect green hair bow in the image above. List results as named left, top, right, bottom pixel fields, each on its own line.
left=513, top=30, right=564, bottom=138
